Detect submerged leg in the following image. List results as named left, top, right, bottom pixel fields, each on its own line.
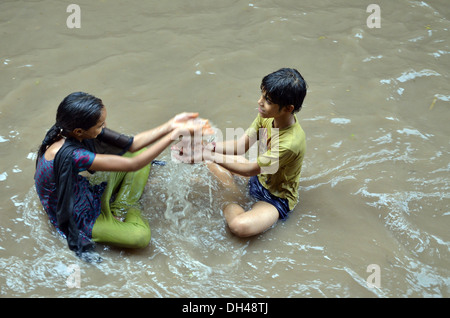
left=92, top=206, right=151, bottom=249
left=92, top=150, right=151, bottom=249
left=110, top=157, right=151, bottom=216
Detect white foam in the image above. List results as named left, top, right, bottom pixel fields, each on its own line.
left=330, top=118, right=351, bottom=125
left=397, top=128, right=432, bottom=140
left=396, top=69, right=441, bottom=83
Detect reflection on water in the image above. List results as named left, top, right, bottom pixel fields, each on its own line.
left=0, top=0, right=449, bottom=297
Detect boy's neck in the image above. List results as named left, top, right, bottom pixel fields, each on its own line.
left=273, top=113, right=296, bottom=129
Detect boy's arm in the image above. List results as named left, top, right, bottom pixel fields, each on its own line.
left=203, top=119, right=260, bottom=175
left=213, top=133, right=255, bottom=156
left=213, top=114, right=260, bottom=155
left=203, top=151, right=261, bottom=177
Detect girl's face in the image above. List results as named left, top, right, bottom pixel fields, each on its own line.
left=78, top=107, right=107, bottom=140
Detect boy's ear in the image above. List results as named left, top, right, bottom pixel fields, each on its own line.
left=284, top=105, right=295, bottom=114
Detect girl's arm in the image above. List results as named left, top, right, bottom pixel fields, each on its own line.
left=127, top=121, right=172, bottom=153
left=128, top=112, right=199, bottom=153
left=91, top=114, right=204, bottom=172
left=90, top=132, right=175, bottom=172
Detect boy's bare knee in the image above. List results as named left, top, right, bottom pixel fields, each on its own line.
left=227, top=217, right=253, bottom=238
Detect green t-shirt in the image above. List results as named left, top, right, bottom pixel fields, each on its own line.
left=245, top=114, right=306, bottom=210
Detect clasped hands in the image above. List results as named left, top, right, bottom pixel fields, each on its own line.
left=169, top=112, right=216, bottom=164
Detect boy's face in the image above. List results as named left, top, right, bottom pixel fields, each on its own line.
left=257, top=91, right=281, bottom=118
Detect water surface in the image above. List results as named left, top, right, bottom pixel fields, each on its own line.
left=0, top=0, right=449, bottom=298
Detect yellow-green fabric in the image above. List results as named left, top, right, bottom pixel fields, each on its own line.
left=92, top=150, right=151, bottom=248
left=245, top=114, right=306, bottom=210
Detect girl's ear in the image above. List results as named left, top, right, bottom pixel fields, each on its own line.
left=73, top=128, right=84, bottom=137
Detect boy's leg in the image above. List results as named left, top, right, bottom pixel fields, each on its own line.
left=224, top=201, right=279, bottom=237
left=207, top=162, right=279, bottom=237
left=206, top=162, right=239, bottom=192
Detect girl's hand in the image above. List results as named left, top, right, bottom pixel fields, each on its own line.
left=171, top=112, right=199, bottom=129
left=172, top=115, right=215, bottom=136
left=170, top=121, right=214, bottom=141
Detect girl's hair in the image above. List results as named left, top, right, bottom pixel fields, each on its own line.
left=260, top=68, right=307, bottom=113
left=36, top=92, right=104, bottom=166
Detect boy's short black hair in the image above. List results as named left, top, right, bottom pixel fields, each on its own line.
left=260, top=68, right=307, bottom=113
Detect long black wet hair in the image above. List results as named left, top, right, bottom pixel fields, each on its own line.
left=36, top=92, right=104, bottom=167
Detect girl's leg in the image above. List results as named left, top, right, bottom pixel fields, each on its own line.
left=92, top=150, right=151, bottom=248
left=109, top=158, right=150, bottom=217
left=92, top=206, right=151, bottom=249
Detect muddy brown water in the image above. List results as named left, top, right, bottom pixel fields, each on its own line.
left=0, top=0, right=449, bottom=297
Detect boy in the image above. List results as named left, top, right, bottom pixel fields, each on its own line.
left=203, top=68, right=307, bottom=237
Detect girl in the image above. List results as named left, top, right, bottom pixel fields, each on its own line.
left=34, top=92, right=206, bottom=259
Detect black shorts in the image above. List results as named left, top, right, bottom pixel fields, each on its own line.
left=248, top=176, right=292, bottom=220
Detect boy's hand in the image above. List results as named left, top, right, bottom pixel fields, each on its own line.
left=171, top=140, right=215, bottom=164
left=169, top=113, right=215, bottom=163
left=202, top=142, right=216, bottom=162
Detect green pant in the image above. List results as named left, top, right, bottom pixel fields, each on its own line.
left=92, top=151, right=151, bottom=249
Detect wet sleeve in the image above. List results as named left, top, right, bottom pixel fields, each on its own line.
left=93, top=128, right=134, bottom=155
left=245, top=115, right=262, bottom=141
left=72, top=148, right=96, bottom=172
